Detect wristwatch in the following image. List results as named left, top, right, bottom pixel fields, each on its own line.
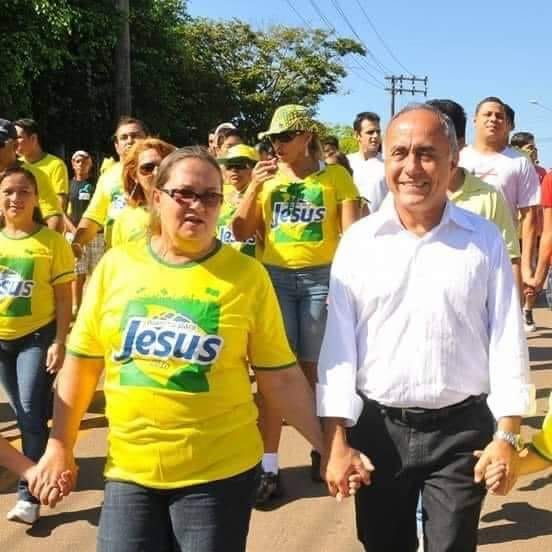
left=493, top=430, right=524, bottom=452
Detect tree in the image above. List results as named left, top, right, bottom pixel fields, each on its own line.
left=324, top=124, right=358, bottom=154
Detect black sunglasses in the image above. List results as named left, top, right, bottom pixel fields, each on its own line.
left=138, top=161, right=160, bottom=176
left=269, top=131, right=303, bottom=144
left=160, top=188, right=223, bottom=208
left=225, top=163, right=251, bottom=171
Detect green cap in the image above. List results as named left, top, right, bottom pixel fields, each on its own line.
left=258, top=105, right=324, bottom=139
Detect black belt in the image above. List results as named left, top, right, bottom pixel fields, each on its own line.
left=362, top=394, right=487, bottom=427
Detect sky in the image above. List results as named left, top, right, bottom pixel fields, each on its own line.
left=188, top=0, right=552, bottom=167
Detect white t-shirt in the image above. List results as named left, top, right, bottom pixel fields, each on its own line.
left=346, top=152, right=388, bottom=213
left=459, top=145, right=540, bottom=221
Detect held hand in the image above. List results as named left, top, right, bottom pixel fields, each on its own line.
left=252, top=159, right=278, bottom=187
left=28, top=442, right=78, bottom=507
left=71, top=242, right=84, bottom=259
left=474, top=441, right=519, bottom=496
left=46, top=342, right=66, bottom=374
left=325, top=446, right=374, bottom=501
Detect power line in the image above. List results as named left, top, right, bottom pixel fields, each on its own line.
left=328, top=0, right=393, bottom=76
left=283, top=0, right=312, bottom=29
left=353, top=0, right=413, bottom=75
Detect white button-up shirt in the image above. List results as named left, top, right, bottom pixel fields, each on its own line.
left=317, top=200, right=534, bottom=426
left=346, top=152, right=388, bottom=213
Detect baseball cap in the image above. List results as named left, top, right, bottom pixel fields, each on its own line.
left=71, top=150, right=90, bottom=161
left=217, top=145, right=259, bottom=166
left=0, top=119, right=17, bottom=145
left=214, top=122, right=236, bottom=136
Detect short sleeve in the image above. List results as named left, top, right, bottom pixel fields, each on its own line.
left=333, top=165, right=359, bottom=203
left=26, top=164, right=62, bottom=219
left=83, top=171, right=109, bottom=226
left=531, top=393, right=552, bottom=462
left=541, top=174, right=552, bottom=208
left=492, top=191, right=521, bottom=259
left=50, top=158, right=69, bottom=195
left=50, top=234, right=76, bottom=285
left=517, top=158, right=540, bottom=208
left=248, top=265, right=296, bottom=370
left=67, top=254, right=106, bottom=358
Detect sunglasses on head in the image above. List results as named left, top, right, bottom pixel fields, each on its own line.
left=269, top=131, right=303, bottom=144
left=160, top=188, right=223, bottom=208
left=138, top=161, right=160, bottom=176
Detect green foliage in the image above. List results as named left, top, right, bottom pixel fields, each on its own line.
left=324, top=124, right=359, bottom=154
left=0, top=0, right=361, bottom=159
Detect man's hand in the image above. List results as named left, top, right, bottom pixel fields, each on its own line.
left=324, top=445, right=374, bottom=500
left=28, top=441, right=78, bottom=507
left=474, top=440, right=519, bottom=495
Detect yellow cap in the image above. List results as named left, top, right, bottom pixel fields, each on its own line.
left=258, top=104, right=324, bottom=139
left=217, top=144, right=259, bottom=166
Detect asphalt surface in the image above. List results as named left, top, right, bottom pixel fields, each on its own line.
left=0, top=309, right=550, bottom=552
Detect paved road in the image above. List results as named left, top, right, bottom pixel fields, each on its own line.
left=1, top=309, right=550, bottom=551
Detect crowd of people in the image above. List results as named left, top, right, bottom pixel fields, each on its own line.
left=0, top=95, right=550, bottom=552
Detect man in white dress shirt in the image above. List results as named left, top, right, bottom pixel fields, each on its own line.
left=459, top=97, right=540, bottom=325
left=318, top=104, right=533, bottom=552
left=347, top=112, right=388, bottom=215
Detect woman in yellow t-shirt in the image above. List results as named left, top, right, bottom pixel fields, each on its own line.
left=232, top=105, right=360, bottom=503
left=0, top=166, right=74, bottom=524
left=30, top=147, right=329, bottom=552
left=111, top=137, right=175, bottom=247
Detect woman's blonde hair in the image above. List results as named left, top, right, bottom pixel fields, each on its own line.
left=122, top=138, right=176, bottom=206
left=148, top=146, right=223, bottom=236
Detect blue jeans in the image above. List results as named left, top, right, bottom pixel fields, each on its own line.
left=264, top=264, right=330, bottom=362
left=0, top=321, right=56, bottom=503
left=98, top=465, right=260, bottom=552
left=546, top=269, right=552, bottom=308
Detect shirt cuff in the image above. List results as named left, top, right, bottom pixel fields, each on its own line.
left=487, top=383, right=536, bottom=420
left=316, top=383, right=364, bottom=427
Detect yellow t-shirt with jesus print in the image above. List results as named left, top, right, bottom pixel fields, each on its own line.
left=259, top=163, right=358, bottom=269
left=0, top=227, right=75, bottom=340
left=68, top=239, right=295, bottom=489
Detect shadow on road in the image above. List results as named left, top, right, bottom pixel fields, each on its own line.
left=25, top=506, right=101, bottom=537
left=478, top=502, right=552, bottom=545
left=73, top=457, right=106, bottom=492
left=518, top=473, right=552, bottom=492
left=255, top=465, right=328, bottom=511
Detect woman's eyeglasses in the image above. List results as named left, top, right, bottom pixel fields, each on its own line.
left=138, top=162, right=160, bottom=176
left=160, top=188, right=223, bottom=208
left=269, top=131, right=303, bottom=144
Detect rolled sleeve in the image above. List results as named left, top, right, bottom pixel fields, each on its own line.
left=486, top=233, right=535, bottom=419
left=316, top=231, right=363, bottom=426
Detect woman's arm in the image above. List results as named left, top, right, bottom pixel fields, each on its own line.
left=338, top=200, right=361, bottom=233
left=255, top=364, right=323, bottom=452
left=0, top=436, right=34, bottom=478
left=46, top=282, right=73, bottom=374
left=28, top=355, right=104, bottom=505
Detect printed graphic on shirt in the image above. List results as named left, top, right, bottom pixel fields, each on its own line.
left=0, top=258, right=35, bottom=317
left=270, top=182, right=326, bottom=243
left=113, top=295, right=223, bottom=393
left=107, top=189, right=127, bottom=226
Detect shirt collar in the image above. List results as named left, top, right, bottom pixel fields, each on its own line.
left=374, top=196, right=476, bottom=237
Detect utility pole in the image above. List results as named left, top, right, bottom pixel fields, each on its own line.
left=114, top=0, right=131, bottom=118
left=385, top=75, right=428, bottom=116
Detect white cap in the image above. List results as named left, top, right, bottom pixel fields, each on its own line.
left=214, top=122, right=236, bottom=136
left=71, top=150, right=90, bottom=160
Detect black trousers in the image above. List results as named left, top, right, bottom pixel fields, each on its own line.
left=347, top=396, right=494, bottom=552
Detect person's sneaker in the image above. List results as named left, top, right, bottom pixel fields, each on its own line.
left=255, top=470, right=282, bottom=506
left=524, top=309, right=536, bottom=333
left=6, top=500, right=40, bottom=524
left=310, top=450, right=324, bottom=482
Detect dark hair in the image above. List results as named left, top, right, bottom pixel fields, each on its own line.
left=14, top=118, right=41, bottom=144
left=218, top=128, right=243, bottom=147
left=123, top=137, right=176, bottom=206
left=510, top=131, right=535, bottom=148
left=322, top=135, right=339, bottom=149
left=426, top=99, right=467, bottom=141
left=333, top=152, right=353, bottom=175
left=113, top=116, right=148, bottom=142
left=256, top=140, right=274, bottom=157
left=0, top=166, right=45, bottom=226
left=149, top=146, right=223, bottom=235
left=353, top=111, right=380, bottom=133
left=504, top=104, right=515, bottom=128
left=475, top=96, right=504, bottom=115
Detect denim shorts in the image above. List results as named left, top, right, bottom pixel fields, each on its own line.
left=264, top=264, right=330, bottom=363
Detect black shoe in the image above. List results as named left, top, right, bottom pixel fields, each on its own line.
left=255, top=470, right=282, bottom=506
left=310, top=450, right=324, bottom=482
left=524, top=309, right=536, bottom=333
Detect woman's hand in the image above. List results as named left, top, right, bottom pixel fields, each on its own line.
left=46, top=342, right=66, bottom=374
left=27, top=441, right=78, bottom=507
left=251, top=159, right=278, bottom=187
